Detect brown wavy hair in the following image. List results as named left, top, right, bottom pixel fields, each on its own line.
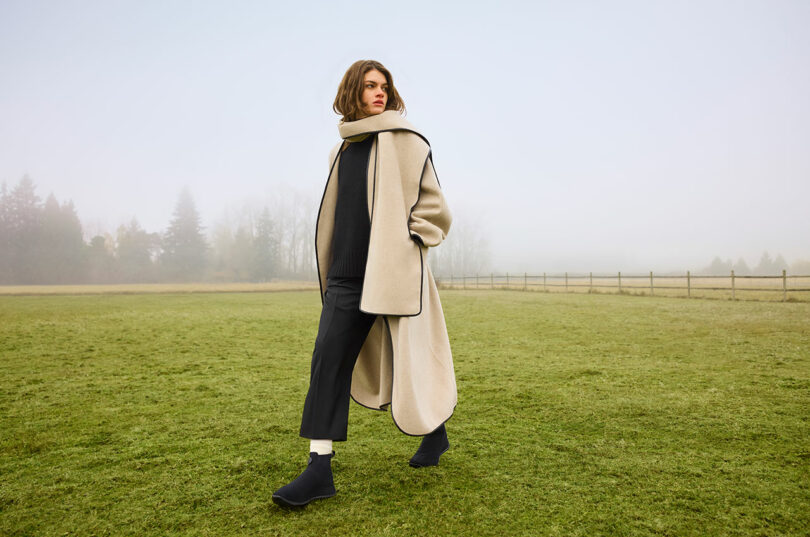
left=333, top=60, right=406, bottom=122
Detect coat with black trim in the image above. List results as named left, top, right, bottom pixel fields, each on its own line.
left=314, top=110, right=456, bottom=436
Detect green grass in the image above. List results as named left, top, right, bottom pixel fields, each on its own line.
left=1, top=290, right=808, bottom=536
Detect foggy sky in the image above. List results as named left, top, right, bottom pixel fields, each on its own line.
left=1, top=0, right=808, bottom=273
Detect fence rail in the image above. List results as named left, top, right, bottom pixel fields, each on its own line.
left=436, top=270, right=810, bottom=302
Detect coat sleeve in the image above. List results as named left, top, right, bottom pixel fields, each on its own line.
left=408, top=151, right=452, bottom=248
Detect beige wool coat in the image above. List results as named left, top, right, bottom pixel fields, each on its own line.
left=314, top=110, right=456, bottom=436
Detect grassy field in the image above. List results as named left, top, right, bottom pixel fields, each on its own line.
left=0, top=280, right=319, bottom=296
left=1, top=290, right=808, bottom=536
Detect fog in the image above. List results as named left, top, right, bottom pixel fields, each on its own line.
left=2, top=0, right=808, bottom=277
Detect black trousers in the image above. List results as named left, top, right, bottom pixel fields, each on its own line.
left=299, top=276, right=378, bottom=441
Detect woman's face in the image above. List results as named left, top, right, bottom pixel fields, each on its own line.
left=359, top=69, right=388, bottom=118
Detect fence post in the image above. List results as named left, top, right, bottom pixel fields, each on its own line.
left=731, top=270, right=735, bottom=300
left=450, top=273, right=453, bottom=289
left=491, top=272, right=494, bottom=289
left=463, top=274, right=467, bottom=290
left=687, top=270, right=691, bottom=298
left=543, top=272, right=547, bottom=292
left=650, top=271, right=654, bottom=296
left=783, top=269, right=787, bottom=302
left=590, top=272, right=593, bottom=293
left=476, top=273, right=479, bottom=289
left=524, top=272, right=527, bottom=291
left=618, top=271, right=622, bottom=293
left=565, top=272, right=569, bottom=292
left=506, top=272, right=509, bottom=289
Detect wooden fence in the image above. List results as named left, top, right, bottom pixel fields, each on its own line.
left=436, top=270, right=810, bottom=302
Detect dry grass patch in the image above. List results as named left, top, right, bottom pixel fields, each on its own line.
left=0, top=280, right=319, bottom=296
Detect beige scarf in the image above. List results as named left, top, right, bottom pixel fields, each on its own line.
left=339, top=110, right=429, bottom=145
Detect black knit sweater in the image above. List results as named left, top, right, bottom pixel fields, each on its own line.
left=327, top=134, right=374, bottom=279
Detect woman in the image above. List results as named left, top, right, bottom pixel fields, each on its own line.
left=272, top=60, right=456, bottom=508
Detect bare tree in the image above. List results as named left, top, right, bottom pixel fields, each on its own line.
left=429, top=210, right=492, bottom=278
left=266, top=185, right=316, bottom=279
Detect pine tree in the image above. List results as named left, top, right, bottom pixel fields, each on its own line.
left=754, top=252, right=775, bottom=275
left=773, top=254, right=788, bottom=275
left=40, top=194, right=86, bottom=283
left=705, top=256, right=732, bottom=275
left=732, top=257, right=751, bottom=276
left=160, top=188, right=208, bottom=281
left=252, top=207, right=279, bottom=282
left=6, top=175, right=42, bottom=284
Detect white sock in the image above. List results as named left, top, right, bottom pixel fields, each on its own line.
left=309, top=439, right=333, bottom=455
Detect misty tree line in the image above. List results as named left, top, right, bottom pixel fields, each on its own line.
left=0, top=175, right=309, bottom=284
left=1, top=176, right=85, bottom=284
left=701, top=253, right=810, bottom=276
left=0, top=175, right=492, bottom=285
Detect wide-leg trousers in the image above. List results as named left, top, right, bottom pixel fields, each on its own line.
left=299, top=276, right=378, bottom=441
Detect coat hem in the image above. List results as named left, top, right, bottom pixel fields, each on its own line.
left=349, top=395, right=457, bottom=438
left=383, top=315, right=456, bottom=437
left=350, top=394, right=389, bottom=412
left=392, top=406, right=456, bottom=438
left=349, top=314, right=457, bottom=437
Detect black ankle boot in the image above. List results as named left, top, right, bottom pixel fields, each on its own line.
left=272, top=451, right=336, bottom=507
left=409, top=423, right=450, bottom=468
